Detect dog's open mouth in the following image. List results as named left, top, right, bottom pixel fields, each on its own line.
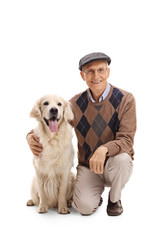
left=44, top=117, right=60, bottom=133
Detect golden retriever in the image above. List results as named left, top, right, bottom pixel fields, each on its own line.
left=27, top=94, right=75, bottom=214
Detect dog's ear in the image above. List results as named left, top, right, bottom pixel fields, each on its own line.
left=30, top=99, right=42, bottom=120
left=64, top=101, right=74, bottom=122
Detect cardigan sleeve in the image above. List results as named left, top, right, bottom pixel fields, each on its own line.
left=103, top=94, right=137, bottom=159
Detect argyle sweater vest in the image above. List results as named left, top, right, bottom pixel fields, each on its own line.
left=70, top=84, right=136, bottom=168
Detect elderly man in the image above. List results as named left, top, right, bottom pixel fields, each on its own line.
left=27, top=52, right=136, bottom=216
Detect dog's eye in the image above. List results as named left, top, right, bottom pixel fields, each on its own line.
left=57, top=102, right=62, bottom=106
left=44, top=101, right=49, bottom=106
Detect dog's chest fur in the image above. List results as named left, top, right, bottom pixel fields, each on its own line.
left=33, top=123, right=73, bottom=177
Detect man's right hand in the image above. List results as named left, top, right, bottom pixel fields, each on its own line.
left=27, top=133, right=43, bottom=156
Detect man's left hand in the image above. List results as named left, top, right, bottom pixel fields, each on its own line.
left=89, top=146, right=108, bottom=174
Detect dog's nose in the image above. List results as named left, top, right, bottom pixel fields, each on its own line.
left=50, top=108, right=58, bottom=115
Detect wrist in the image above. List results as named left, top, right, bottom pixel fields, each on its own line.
left=99, top=146, right=108, bottom=155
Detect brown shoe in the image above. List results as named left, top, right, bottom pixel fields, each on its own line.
left=107, top=196, right=123, bottom=216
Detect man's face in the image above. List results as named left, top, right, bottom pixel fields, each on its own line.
left=80, top=61, right=110, bottom=95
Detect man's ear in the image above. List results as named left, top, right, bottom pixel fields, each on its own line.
left=30, top=99, right=42, bottom=120
left=107, top=67, right=110, bottom=78
left=64, top=101, right=74, bottom=122
left=80, top=71, right=85, bottom=81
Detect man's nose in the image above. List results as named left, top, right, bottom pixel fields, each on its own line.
left=93, top=69, right=99, bottom=77
left=50, top=108, right=58, bottom=115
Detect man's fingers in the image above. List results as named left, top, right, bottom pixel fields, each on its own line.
left=27, top=133, right=43, bottom=156
left=31, top=145, right=43, bottom=153
left=33, top=135, right=40, bottom=142
left=90, top=158, right=104, bottom=174
left=30, top=134, right=43, bottom=148
left=33, top=143, right=43, bottom=149
left=30, top=139, right=43, bottom=149
left=89, top=157, right=93, bottom=171
left=90, top=158, right=99, bottom=173
left=32, top=152, right=40, bottom=157
left=31, top=147, right=42, bottom=156
left=95, top=162, right=103, bottom=174
left=32, top=151, right=40, bottom=156
left=90, top=164, right=93, bottom=172
left=99, top=163, right=104, bottom=174
left=95, top=163, right=100, bottom=174
left=92, top=160, right=97, bottom=174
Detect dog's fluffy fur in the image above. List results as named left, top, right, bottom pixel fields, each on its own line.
left=27, top=94, right=75, bottom=214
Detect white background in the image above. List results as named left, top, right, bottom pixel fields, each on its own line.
left=0, top=0, right=160, bottom=239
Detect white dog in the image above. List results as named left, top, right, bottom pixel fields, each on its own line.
left=27, top=94, right=75, bottom=214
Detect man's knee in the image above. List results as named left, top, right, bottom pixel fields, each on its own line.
left=110, top=153, right=133, bottom=187
left=112, top=153, right=133, bottom=170
left=72, top=193, right=99, bottom=215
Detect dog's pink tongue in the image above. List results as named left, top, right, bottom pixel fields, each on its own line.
left=49, top=120, right=58, bottom=133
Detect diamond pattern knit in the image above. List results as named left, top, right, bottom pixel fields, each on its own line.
left=70, top=84, right=136, bottom=167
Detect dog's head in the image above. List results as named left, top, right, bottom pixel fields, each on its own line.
left=30, top=95, right=74, bottom=133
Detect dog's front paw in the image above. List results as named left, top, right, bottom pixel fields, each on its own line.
left=37, top=205, right=48, bottom=213
left=58, top=206, right=70, bottom=214
left=26, top=199, right=35, bottom=206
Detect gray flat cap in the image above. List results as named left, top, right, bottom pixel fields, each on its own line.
left=79, top=52, right=111, bottom=70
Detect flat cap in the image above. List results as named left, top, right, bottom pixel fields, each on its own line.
left=79, top=52, right=111, bottom=71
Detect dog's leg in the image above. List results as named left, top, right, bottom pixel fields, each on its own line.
left=27, top=177, right=39, bottom=207
left=58, top=173, right=70, bottom=214
left=67, top=172, right=76, bottom=207
left=36, top=173, right=48, bottom=213
left=26, top=199, right=35, bottom=206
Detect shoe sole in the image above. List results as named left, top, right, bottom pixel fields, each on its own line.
left=107, top=209, right=123, bottom=216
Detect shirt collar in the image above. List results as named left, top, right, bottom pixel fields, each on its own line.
left=89, top=83, right=111, bottom=103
